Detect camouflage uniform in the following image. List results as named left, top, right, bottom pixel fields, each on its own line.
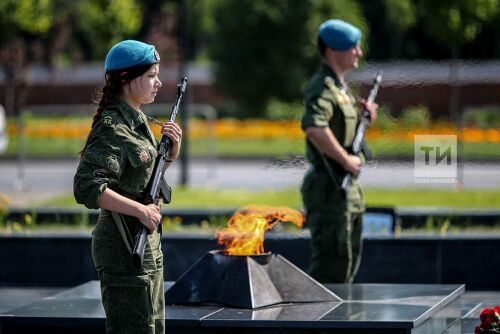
left=74, top=99, right=165, bottom=334
left=301, top=63, right=364, bottom=284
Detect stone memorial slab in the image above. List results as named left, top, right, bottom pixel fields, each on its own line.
left=0, top=281, right=464, bottom=334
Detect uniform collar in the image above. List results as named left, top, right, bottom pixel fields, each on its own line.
left=113, top=99, right=146, bottom=130
left=321, top=63, right=344, bottom=88
left=112, top=99, right=158, bottom=146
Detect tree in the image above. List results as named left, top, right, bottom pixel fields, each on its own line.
left=414, top=0, right=499, bottom=123
left=0, top=0, right=144, bottom=116
left=73, top=0, right=142, bottom=59
left=383, top=0, right=417, bottom=58
left=1, top=0, right=54, bottom=117
left=205, top=0, right=367, bottom=118
left=415, top=0, right=499, bottom=58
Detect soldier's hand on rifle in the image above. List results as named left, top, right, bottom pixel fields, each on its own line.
left=359, top=98, right=378, bottom=125
left=138, top=204, right=162, bottom=233
left=342, top=155, right=362, bottom=177
left=161, top=121, right=183, bottom=161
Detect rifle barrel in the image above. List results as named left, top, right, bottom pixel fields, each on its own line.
left=341, top=72, right=382, bottom=193
left=131, top=76, right=188, bottom=269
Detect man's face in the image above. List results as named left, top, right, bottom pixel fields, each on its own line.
left=335, top=44, right=363, bottom=71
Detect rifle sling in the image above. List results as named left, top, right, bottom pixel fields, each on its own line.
left=111, top=212, right=134, bottom=254
left=320, top=153, right=341, bottom=188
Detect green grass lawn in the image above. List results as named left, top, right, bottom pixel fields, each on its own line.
left=33, top=187, right=500, bottom=209
left=5, top=136, right=500, bottom=160
left=370, top=139, right=500, bottom=160
left=4, top=187, right=499, bottom=234
left=364, top=188, right=500, bottom=208
left=6, top=137, right=84, bottom=158
left=4, top=137, right=305, bottom=158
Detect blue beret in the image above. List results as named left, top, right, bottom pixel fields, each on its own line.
left=104, top=40, right=160, bottom=73
left=319, top=19, right=361, bottom=51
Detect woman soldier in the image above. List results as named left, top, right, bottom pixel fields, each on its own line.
left=74, top=40, right=182, bottom=334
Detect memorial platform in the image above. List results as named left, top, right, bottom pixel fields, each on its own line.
left=0, top=281, right=465, bottom=334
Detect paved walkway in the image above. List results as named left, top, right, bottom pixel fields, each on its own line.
left=1, top=159, right=499, bottom=206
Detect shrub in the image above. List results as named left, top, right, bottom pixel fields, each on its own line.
left=374, top=105, right=399, bottom=131
left=400, top=105, right=431, bottom=128
left=463, top=106, right=500, bottom=128
left=265, top=99, right=304, bottom=121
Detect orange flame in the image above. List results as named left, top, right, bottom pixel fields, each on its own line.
left=216, top=205, right=304, bottom=256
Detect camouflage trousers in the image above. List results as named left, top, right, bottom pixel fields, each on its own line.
left=99, top=269, right=165, bottom=334
left=92, top=210, right=165, bottom=334
left=306, top=210, right=363, bottom=283
left=301, top=168, right=364, bottom=283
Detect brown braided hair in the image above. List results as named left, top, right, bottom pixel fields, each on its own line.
left=79, top=64, right=154, bottom=157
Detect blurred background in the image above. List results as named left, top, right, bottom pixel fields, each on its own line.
left=0, top=0, right=499, bottom=234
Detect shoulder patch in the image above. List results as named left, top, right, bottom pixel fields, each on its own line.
left=324, top=76, right=336, bottom=90
left=100, top=109, right=123, bottom=128
left=102, top=116, right=114, bottom=126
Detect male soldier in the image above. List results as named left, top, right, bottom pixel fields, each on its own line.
left=301, top=19, right=378, bottom=283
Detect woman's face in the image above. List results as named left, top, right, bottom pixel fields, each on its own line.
left=128, top=64, right=162, bottom=106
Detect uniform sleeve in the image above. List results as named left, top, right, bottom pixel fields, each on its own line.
left=73, top=126, right=125, bottom=209
left=301, top=79, right=335, bottom=130
left=302, top=93, right=336, bottom=130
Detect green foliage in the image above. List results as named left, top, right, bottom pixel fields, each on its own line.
left=0, top=195, right=9, bottom=227
left=365, top=188, right=500, bottom=209
left=382, top=0, right=417, bottom=57
left=207, top=215, right=231, bottom=229
left=185, top=0, right=219, bottom=62
left=0, top=0, right=144, bottom=67
left=207, top=0, right=367, bottom=117
left=1, top=212, right=37, bottom=234
left=373, top=105, right=399, bottom=131
left=74, top=0, right=142, bottom=59
left=0, top=0, right=54, bottom=37
left=208, top=0, right=310, bottom=117
left=424, top=216, right=451, bottom=235
left=161, top=216, right=183, bottom=231
left=384, top=0, right=417, bottom=32
left=400, top=105, right=431, bottom=128
left=265, top=99, right=304, bottom=120
left=74, top=211, right=90, bottom=228
left=368, top=139, right=414, bottom=159
left=414, top=216, right=500, bottom=235
left=33, top=188, right=500, bottom=211
left=415, top=0, right=500, bottom=53
left=463, top=106, right=500, bottom=128
left=307, top=0, right=368, bottom=53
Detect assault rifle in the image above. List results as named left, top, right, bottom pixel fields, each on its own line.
left=341, top=72, right=382, bottom=194
left=132, top=77, right=188, bottom=269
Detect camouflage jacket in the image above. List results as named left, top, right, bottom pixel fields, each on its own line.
left=74, top=99, right=158, bottom=210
